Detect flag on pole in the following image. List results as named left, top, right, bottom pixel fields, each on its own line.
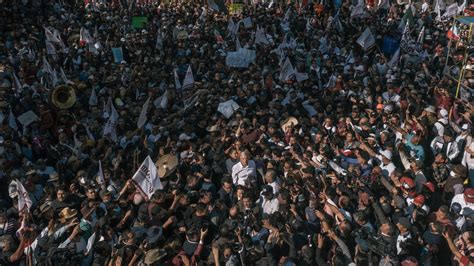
left=236, top=37, right=242, bottom=51
left=97, top=160, right=105, bottom=187
left=279, top=57, right=295, bottom=81
left=356, top=27, right=375, bottom=51
left=45, top=41, right=57, bottom=55
left=137, top=97, right=151, bottom=129
left=103, top=98, right=119, bottom=142
left=80, top=27, right=94, bottom=45
left=60, top=67, right=72, bottom=85
left=435, top=0, right=442, bottom=21
left=12, top=72, right=23, bottom=95
left=325, top=74, right=337, bottom=89
left=131, top=156, right=163, bottom=200
left=458, top=0, right=467, bottom=14
left=351, top=0, right=365, bottom=19
left=42, top=57, right=53, bottom=75
left=399, top=5, right=414, bottom=29
left=9, top=110, right=18, bottom=131
left=155, top=31, right=163, bottom=50
left=416, top=26, right=425, bottom=44
left=44, top=27, right=61, bottom=43
left=387, top=48, right=400, bottom=68
left=255, top=26, right=270, bottom=45
left=182, top=65, right=194, bottom=89
left=174, top=69, right=182, bottom=90
left=443, top=3, right=460, bottom=20
left=447, top=24, right=461, bottom=40
left=89, top=88, right=98, bottom=106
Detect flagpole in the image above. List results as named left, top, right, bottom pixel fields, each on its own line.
left=455, top=22, right=473, bottom=98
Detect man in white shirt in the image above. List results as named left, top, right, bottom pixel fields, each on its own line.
left=451, top=188, right=474, bottom=215
left=377, top=149, right=396, bottom=178
left=396, top=217, right=412, bottom=255
left=257, top=185, right=279, bottom=215
left=232, top=151, right=257, bottom=187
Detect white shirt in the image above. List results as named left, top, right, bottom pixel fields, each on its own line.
left=232, top=160, right=257, bottom=186
left=451, top=193, right=474, bottom=215
left=258, top=197, right=279, bottom=215
left=396, top=232, right=412, bottom=254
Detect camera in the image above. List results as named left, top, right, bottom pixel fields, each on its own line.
left=366, top=235, right=396, bottom=257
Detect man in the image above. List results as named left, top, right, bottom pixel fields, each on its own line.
left=432, top=153, right=450, bottom=189
left=451, top=188, right=474, bottom=215
left=431, top=130, right=460, bottom=163
left=231, top=151, right=257, bottom=187
left=257, top=185, right=279, bottom=215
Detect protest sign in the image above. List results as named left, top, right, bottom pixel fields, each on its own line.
left=111, top=47, right=123, bottom=63
left=132, top=16, right=148, bottom=29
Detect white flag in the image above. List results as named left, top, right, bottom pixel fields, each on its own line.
left=236, top=37, right=242, bottom=51
left=325, top=74, right=337, bottom=89
left=89, top=89, right=98, bottom=106
left=174, top=69, right=182, bottom=90
left=356, top=27, right=375, bottom=51
left=27, top=48, right=36, bottom=62
left=351, top=0, right=366, bottom=19
left=85, top=232, right=97, bottom=254
left=435, top=0, right=443, bottom=21
left=182, top=65, right=194, bottom=89
left=378, top=0, right=390, bottom=10
left=153, top=91, right=168, bottom=109
left=53, top=29, right=66, bottom=49
left=155, top=31, right=163, bottom=50
left=42, top=57, right=53, bottom=75
left=242, top=17, right=253, bottom=28
left=97, top=160, right=105, bottom=187
left=459, top=0, right=467, bottom=14
left=103, top=98, right=119, bottom=142
left=443, top=3, right=459, bottom=19
left=132, top=156, right=163, bottom=200
left=255, top=26, right=270, bottom=45
left=9, top=110, right=18, bottom=131
left=12, top=71, right=23, bottom=95
left=227, top=19, right=240, bottom=37
left=137, top=97, right=151, bottom=129
left=44, top=27, right=61, bottom=43
left=295, top=72, right=309, bottom=82
left=387, top=48, right=400, bottom=68
left=80, top=27, right=94, bottom=44
left=45, top=41, right=57, bottom=55
left=9, top=180, right=32, bottom=213
left=52, top=69, right=59, bottom=87
left=60, top=67, right=72, bottom=85
left=279, top=57, right=295, bottom=82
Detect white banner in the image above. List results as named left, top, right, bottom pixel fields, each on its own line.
left=132, top=156, right=162, bottom=200
left=137, top=97, right=150, bottom=129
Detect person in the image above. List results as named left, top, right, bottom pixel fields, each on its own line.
left=231, top=150, right=257, bottom=187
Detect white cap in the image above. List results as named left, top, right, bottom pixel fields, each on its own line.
left=380, top=150, right=393, bottom=160
left=178, top=133, right=192, bottom=141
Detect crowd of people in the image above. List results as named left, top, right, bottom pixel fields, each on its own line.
left=0, top=0, right=474, bottom=265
